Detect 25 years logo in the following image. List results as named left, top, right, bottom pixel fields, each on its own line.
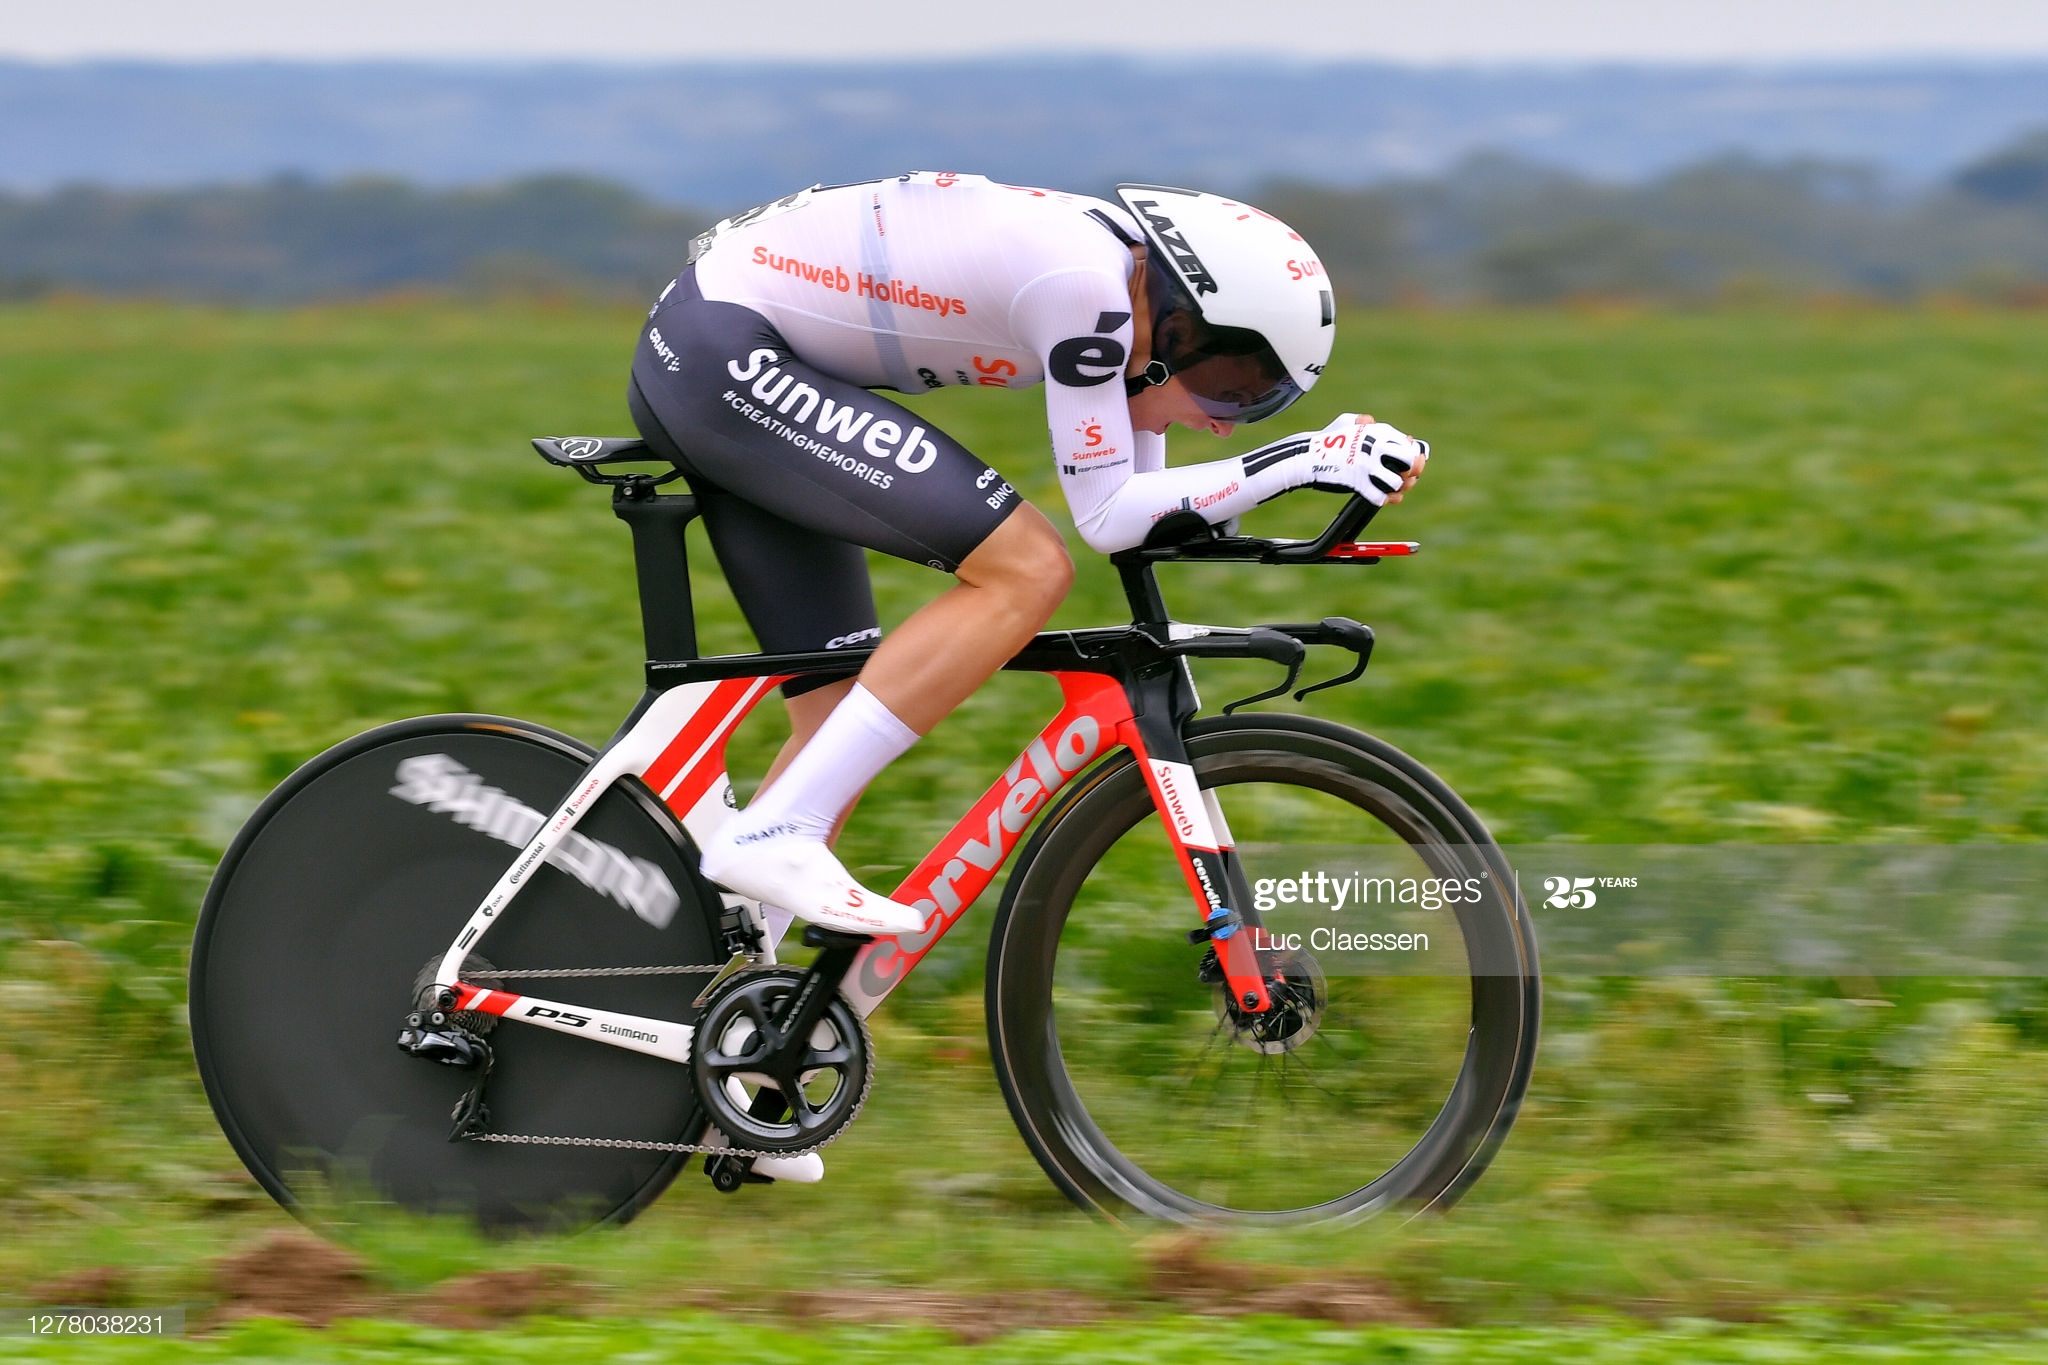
left=1541, top=874, right=1637, bottom=909
left=1543, top=876, right=1598, bottom=909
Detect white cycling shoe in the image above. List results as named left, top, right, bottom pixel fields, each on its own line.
left=699, top=826, right=927, bottom=938
left=752, top=1152, right=824, bottom=1183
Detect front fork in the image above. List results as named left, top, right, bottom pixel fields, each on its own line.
left=1121, top=660, right=1274, bottom=1014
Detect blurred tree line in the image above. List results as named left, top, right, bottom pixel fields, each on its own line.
left=0, top=174, right=703, bottom=303
left=3, top=129, right=2047, bottom=305
left=1265, top=128, right=2048, bottom=305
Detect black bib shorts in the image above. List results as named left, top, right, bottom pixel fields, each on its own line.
left=628, top=268, right=1020, bottom=696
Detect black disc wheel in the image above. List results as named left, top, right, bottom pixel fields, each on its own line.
left=190, top=714, right=725, bottom=1232
left=986, top=714, right=1540, bottom=1226
left=690, top=968, right=872, bottom=1154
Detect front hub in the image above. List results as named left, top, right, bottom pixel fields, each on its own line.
left=1216, top=947, right=1328, bottom=1054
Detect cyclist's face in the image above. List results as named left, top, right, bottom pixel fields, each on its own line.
left=1127, top=375, right=1236, bottom=437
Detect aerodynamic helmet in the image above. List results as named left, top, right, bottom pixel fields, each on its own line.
left=1115, top=183, right=1335, bottom=423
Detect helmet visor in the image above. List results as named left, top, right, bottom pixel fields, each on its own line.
left=1172, top=348, right=1305, bottom=424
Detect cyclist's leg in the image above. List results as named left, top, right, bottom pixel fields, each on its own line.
left=629, top=285, right=1071, bottom=738
left=860, top=503, right=1072, bottom=732
left=630, top=385, right=870, bottom=860
left=629, top=293, right=1068, bottom=931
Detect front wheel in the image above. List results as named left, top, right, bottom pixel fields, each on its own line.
left=985, top=714, right=1539, bottom=1225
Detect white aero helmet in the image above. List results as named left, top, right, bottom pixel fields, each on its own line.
left=1116, top=183, right=1335, bottom=423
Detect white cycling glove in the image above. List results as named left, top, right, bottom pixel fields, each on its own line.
left=1064, top=413, right=1428, bottom=553
left=1234, top=413, right=1427, bottom=510
left=1281, top=414, right=1426, bottom=506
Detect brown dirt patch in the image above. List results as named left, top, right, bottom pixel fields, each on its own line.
left=1143, top=1231, right=1434, bottom=1328
left=28, top=1266, right=129, bottom=1307
left=413, top=1266, right=590, bottom=1329
left=185, top=1225, right=1427, bottom=1339
left=205, top=1230, right=382, bottom=1328
left=202, top=1234, right=602, bottom=1333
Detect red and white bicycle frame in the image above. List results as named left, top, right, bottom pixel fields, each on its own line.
left=430, top=665, right=1271, bottom=1063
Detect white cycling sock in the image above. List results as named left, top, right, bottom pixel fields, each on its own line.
left=698, top=683, right=927, bottom=939
left=730, top=682, right=919, bottom=844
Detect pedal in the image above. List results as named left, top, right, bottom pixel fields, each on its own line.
left=397, top=1011, right=492, bottom=1069
left=703, top=1154, right=773, bottom=1193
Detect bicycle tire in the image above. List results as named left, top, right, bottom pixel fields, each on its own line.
left=985, top=713, right=1539, bottom=1226
left=190, top=714, right=725, bottom=1232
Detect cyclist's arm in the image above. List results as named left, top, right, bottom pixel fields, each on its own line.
left=1015, top=270, right=1300, bottom=554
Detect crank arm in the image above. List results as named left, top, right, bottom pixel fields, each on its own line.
left=770, top=926, right=872, bottom=1043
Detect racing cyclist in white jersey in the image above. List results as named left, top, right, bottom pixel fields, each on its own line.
left=628, top=176, right=1425, bottom=1178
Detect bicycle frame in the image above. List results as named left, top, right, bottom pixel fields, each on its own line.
left=430, top=635, right=1266, bottom=1062
left=427, top=471, right=1404, bottom=1066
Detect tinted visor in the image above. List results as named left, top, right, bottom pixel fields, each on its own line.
left=1172, top=346, right=1304, bottom=424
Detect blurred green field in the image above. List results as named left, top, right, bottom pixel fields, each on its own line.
left=15, top=1312, right=2048, bottom=1364
left=2, top=299, right=2047, bottom=1336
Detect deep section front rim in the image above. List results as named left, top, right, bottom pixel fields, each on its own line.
left=986, top=714, right=1540, bottom=1226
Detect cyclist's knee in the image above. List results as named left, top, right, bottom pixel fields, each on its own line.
left=961, top=506, right=1072, bottom=614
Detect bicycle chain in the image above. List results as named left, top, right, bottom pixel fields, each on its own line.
left=461, top=1131, right=819, bottom=1159
left=453, top=961, right=862, bottom=1161
left=455, top=961, right=827, bottom=1160
left=474, top=964, right=722, bottom=978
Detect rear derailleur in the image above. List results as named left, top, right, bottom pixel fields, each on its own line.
left=396, top=985, right=496, bottom=1140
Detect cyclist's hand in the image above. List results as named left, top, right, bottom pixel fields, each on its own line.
left=1302, top=415, right=1429, bottom=506
left=1373, top=421, right=1429, bottom=504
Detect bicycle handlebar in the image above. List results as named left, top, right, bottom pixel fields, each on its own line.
left=1162, top=626, right=1308, bottom=668
left=1271, top=494, right=1378, bottom=561
left=1113, top=493, right=1414, bottom=566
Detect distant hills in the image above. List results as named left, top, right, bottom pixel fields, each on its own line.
left=6, top=135, right=2047, bottom=305
left=3, top=59, right=2045, bottom=305
left=0, top=176, right=700, bottom=300
left=3, top=59, right=2047, bottom=207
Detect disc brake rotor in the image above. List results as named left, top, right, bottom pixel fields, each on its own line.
left=1216, top=947, right=1328, bottom=1054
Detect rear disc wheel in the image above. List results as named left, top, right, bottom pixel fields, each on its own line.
left=190, top=714, right=725, bottom=1232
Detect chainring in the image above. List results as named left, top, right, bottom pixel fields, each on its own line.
left=688, top=966, right=872, bottom=1155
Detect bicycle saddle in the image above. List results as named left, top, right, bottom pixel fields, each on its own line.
left=532, top=436, right=655, bottom=466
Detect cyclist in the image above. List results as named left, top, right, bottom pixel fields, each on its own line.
left=630, top=172, right=1427, bottom=951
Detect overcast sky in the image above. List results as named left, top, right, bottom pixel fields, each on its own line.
left=6, top=0, right=2048, bottom=63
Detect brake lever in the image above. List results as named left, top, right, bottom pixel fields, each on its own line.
left=1293, top=618, right=1374, bottom=701
left=1165, top=628, right=1308, bottom=715
left=1221, top=628, right=1306, bottom=714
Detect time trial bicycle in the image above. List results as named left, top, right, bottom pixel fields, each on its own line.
left=189, top=434, right=1540, bottom=1231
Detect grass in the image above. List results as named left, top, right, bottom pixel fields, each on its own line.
left=15, top=1313, right=2048, bottom=1364
left=1, top=298, right=2046, bottom=1335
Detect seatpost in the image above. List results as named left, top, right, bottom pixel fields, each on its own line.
left=1118, top=561, right=1169, bottom=626
left=611, top=480, right=702, bottom=662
